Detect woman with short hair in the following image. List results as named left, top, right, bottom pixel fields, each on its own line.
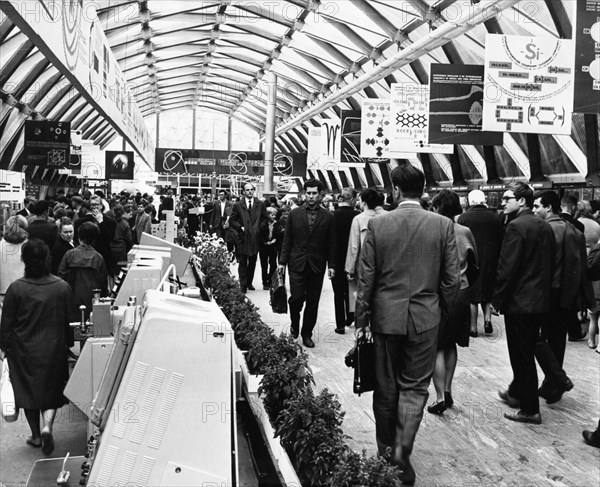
left=0, top=215, right=28, bottom=308
left=0, top=239, right=72, bottom=455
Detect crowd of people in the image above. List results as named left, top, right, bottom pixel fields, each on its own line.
left=1, top=175, right=599, bottom=478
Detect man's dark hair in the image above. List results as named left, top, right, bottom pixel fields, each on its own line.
left=390, top=164, right=425, bottom=199
left=360, top=188, right=379, bottom=210
left=113, top=204, right=125, bottom=220
left=78, top=222, right=100, bottom=245
left=561, top=194, right=578, bottom=213
left=22, top=238, right=51, bottom=278
left=31, top=200, right=49, bottom=216
left=506, top=182, right=534, bottom=208
left=94, top=190, right=106, bottom=199
left=539, top=191, right=561, bottom=215
left=432, top=189, right=462, bottom=220
left=303, top=178, right=323, bottom=193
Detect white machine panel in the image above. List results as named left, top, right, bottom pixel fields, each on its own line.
left=87, top=290, right=236, bottom=486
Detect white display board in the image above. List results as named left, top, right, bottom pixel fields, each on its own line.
left=306, top=119, right=341, bottom=171
left=0, top=170, right=24, bottom=202
left=482, top=34, right=575, bottom=134
left=389, top=84, right=453, bottom=154
left=360, top=99, right=391, bottom=158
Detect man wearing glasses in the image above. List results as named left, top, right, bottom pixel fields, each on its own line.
left=229, top=183, right=267, bottom=293
left=493, top=182, right=555, bottom=425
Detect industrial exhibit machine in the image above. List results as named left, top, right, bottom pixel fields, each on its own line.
left=26, top=237, right=240, bottom=486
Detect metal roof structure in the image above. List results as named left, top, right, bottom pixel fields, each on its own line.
left=0, top=0, right=597, bottom=189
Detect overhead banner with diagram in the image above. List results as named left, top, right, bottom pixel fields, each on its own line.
left=389, top=84, right=453, bottom=154
left=429, top=64, right=504, bottom=146
left=306, top=119, right=341, bottom=171
left=105, top=151, right=135, bottom=180
left=574, top=1, right=600, bottom=113
left=482, top=34, right=575, bottom=134
left=24, top=120, right=71, bottom=168
left=360, top=100, right=392, bottom=158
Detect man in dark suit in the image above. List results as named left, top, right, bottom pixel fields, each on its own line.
left=332, top=188, right=360, bottom=334
left=27, top=200, right=58, bottom=249
left=278, top=179, right=336, bottom=348
left=355, top=165, right=460, bottom=485
left=229, top=183, right=267, bottom=293
left=210, top=190, right=233, bottom=239
left=494, top=182, right=555, bottom=425
left=560, top=194, right=585, bottom=233
left=16, top=197, right=35, bottom=219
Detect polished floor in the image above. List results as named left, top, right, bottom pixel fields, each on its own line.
left=1, top=266, right=599, bottom=487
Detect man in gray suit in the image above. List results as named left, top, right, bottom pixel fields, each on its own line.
left=355, top=164, right=460, bottom=485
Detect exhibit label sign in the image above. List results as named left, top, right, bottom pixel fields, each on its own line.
left=389, top=84, right=453, bottom=154
left=429, top=64, right=503, bottom=145
left=574, top=0, right=600, bottom=113
left=482, top=34, right=575, bottom=134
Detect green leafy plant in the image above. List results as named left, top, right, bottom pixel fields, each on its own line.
left=328, top=450, right=405, bottom=487
left=275, top=388, right=349, bottom=486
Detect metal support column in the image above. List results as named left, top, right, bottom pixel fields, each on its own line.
left=192, top=108, right=197, bottom=150
left=227, top=116, right=232, bottom=151
left=156, top=112, right=160, bottom=148
left=264, top=72, right=277, bottom=193
left=585, top=114, right=600, bottom=185
left=526, top=134, right=547, bottom=182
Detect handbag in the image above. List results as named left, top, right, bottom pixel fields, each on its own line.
left=270, top=271, right=288, bottom=314
left=344, top=333, right=376, bottom=396
left=1, top=360, right=18, bottom=422
left=465, top=247, right=480, bottom=287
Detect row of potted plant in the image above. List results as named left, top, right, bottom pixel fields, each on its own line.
left=192, top=233, right=405, bottom=486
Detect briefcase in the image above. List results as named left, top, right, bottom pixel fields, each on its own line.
left=269, top=271, right=288, bottom=314
left=345, top=334, right=376, bottom=396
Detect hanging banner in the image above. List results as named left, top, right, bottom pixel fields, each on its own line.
left=482, top=34, right=575, bottom=134
left=360, top=100, right=392, bottom=158
left=574, top=1, right=600, bottom=113
left=24, top=120, right=71, bottom=168
left=429, top=64, right=504, bottom=145
left=389, top=84, right=453, bottom=154
left=105, top=151, right=135, bottom=180
left=306, top=120, right=341, bottom=171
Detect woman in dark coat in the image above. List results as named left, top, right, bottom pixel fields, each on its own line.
left=0, top=239, right=72, bottom=455
left=457, top=190, right=502, bottom=336
left=50, top=217, right=75, bottom=275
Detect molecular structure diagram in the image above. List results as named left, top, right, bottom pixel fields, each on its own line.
left=396, top=112, right=427, bottom=128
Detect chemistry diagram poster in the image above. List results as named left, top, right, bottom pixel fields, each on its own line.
left=574, top=1, right=600, bottom=113
left=389, top=84, right=453, bottom=154
left=360, top=99, right=391, bottom=158
left=429, top=64, right=503, bottom=146
left=482, top=34, right=575, bottom=135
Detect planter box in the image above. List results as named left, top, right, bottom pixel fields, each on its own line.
left=234, top=346, right=301, bottom=486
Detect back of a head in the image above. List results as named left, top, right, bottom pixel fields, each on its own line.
left=432, top=189, right=462, bottom=220
left=468, top=190, right=486, bottom=207
left=561, top=194, right=578, bottom=212
left=338, top=188, right=355, bottom=204
left=3, top=215, right=28, bottom=244
left=360, top=188, right=379, bottom=210
left=78, top=221, right=100, bottom=245
left=144, top=204, right=154, bottom=214
left=390, top=164, right=424, bottom=199
left=113, top=204, right=125, bottom=220
left=539, top=191, right=561, bottom=215
left=31, top=200, right=49, bottom=216
left=22, top=238, right=51, bottom=278
left=94, top=190, right=106, bottom=199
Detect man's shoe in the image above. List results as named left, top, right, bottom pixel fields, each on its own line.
left=484, top=321, right=493, bottom=334
left=240, top=286, right=247, bottom=294
left=247, top=285, right=256, bottom=291
left=568, top=330, right=588, bottom=341
left=302, top=337, right=315, bottom=348
left=334, top=327, right=345, bottom=335
left=545, top=378, right=574, bottom=404
left=498, top=390, right=520, bottom=408
left=504, top=411, right=542, bottom=425
left=345, top=317, right=354, bottom=327
left=391, top=454, right=416, bottom=486
left=582, top=428, right=600, bottom=448
left=290, top=327, right=299, bottom=339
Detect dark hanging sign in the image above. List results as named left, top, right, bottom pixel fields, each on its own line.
left=428, top=64, right=503, bottom=146
left=574, top=0, right=600, bottom=113
left=105, top=151, right=135, bottom=180
left=24, top=120, right=71, bottom=168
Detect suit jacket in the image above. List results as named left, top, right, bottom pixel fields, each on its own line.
left=493, top=209, right=555, bottom=315
left=332, top=206, right=360, bottom=272
left=355, top=203, right=460, bottom=335
left=210, top=201, right=233, bottom=230
left=279, top=205, right=336, bottom=274
left=229, top=198, right=267, bottom=255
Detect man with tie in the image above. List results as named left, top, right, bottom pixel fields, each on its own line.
left=210, top=190, right=233, bottom=239
left=229, top=183, right=267, bottom=293
left=278, top=179, right=336, bottom=348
